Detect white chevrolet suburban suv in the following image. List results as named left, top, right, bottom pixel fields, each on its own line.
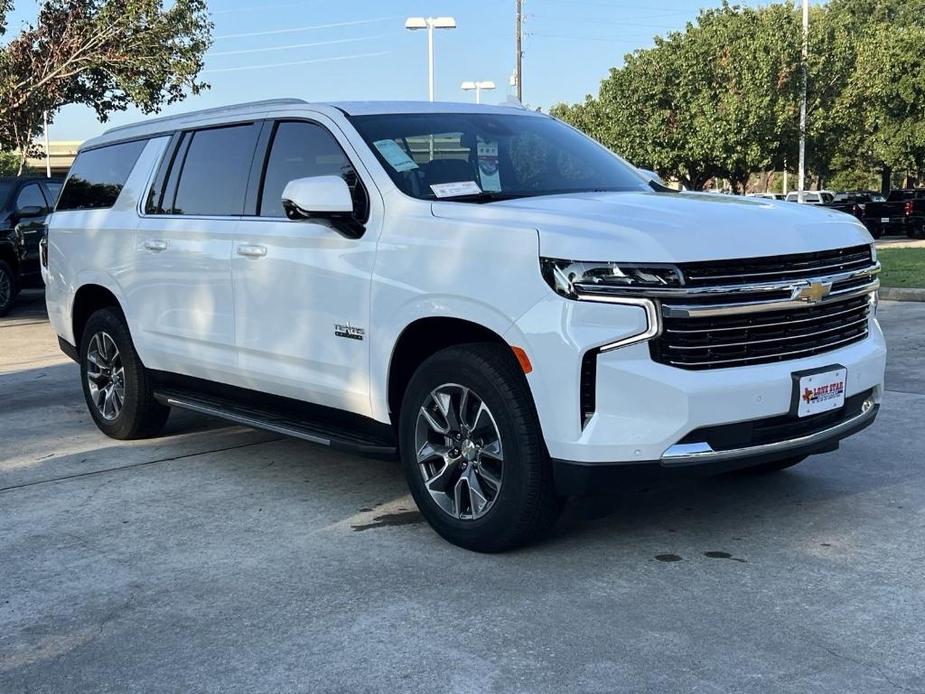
left=45, top=99, right=886, bottom=552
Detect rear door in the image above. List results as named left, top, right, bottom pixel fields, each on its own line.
left=229, top=118, right=379, bottom=414
left=131, top=122, right=262, bottom=380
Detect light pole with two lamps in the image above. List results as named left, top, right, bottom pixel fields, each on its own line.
left=460, top=80, right=496, bottom=104
left=404, top=16, right=457, bottom=102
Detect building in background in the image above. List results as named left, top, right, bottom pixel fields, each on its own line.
left=25, top=141, right=81, bottom=177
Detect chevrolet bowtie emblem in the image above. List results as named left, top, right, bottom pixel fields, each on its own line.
left=796, top=281, right=832, bottom=304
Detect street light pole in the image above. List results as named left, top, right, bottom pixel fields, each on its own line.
left=427, top=23, right=434, bottom=102
left=515, top=0, right=523, bottom=103
left=461, top=80, right=497, bottom=104
left=797, top=0, right=808, bottom=204
left=405, top=17, right=457, bottom=102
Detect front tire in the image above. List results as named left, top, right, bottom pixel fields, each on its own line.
left=399, top=343, right=563, bottom=552
left=79, top=307, right=170, bottom=439
left=0, top=260, right=17, bottom=317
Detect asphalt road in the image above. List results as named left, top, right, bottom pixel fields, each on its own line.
left=1, top=290, right=923, bottom=693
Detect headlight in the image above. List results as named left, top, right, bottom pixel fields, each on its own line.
left=540, top=257, right=683, bottom=300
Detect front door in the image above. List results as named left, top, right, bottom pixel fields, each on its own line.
left=230, top=119, right=379, bottom=415
left=12, top=182, right=50, bottom=284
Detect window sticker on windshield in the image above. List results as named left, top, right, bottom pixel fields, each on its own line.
left=373, top=139, right=419, bottom=172
left=477, top=139, right=502, bottom=192
left=430, top=181, right=482, bottom=198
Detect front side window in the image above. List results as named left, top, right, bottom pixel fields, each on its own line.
left=44, top=181, right=63, bottom=206
left=348, top=112, right=649, bottom=202
left=57, top=140, right=146, bottom=211
left=16, top=183, right=47, bottom=212
left=259, top=121, right=366, bottom=218
left=171, top=124, right=260, bottom=216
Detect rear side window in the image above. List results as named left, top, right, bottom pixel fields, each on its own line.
left=171, top=124, right=260, bottom=216
left=57, top=140, right=146, bottom=211
left=16, top=183, right=48, bottom=211
left=259, top=121, right=362, bottom=218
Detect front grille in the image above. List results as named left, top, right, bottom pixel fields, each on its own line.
left=681, top=245, right=872, bottom=286
left=651, top=294, right=871, bottom=369
left=647, top=246, right=877, bottom=370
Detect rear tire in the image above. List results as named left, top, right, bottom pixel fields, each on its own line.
left=399, top=343, right=563, bottom=552
left=79, top=307, right=170, bottom=439
left=0, top=260, right=17, bottom=317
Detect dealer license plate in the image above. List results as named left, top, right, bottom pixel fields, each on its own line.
left=795, top=367, right=847, bottom=418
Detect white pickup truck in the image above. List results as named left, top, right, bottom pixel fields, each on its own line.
left=44, top=100, right=885, bottom=551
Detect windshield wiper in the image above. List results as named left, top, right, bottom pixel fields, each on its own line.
left=436, top=191, right=529, bottom=204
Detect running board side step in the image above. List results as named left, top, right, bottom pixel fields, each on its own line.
left=153, top=388, right=397, bottom=459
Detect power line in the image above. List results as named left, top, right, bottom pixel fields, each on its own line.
left=202, top=50, right=391, bottom=74
left=214, top=17, right=398, bottom=40
left=529, top=14, right=691, bottom=28
left=211, top=1, right=328, bottom=15
left=526, top=32, right=645, bottom=42
left=209, top=35, right=381, bottom=57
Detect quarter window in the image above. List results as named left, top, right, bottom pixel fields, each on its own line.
left=171, top=124, right=260, bottom=216
left=259, top=121, right=366, bottom=219
left=57, top=140, right=146, bottom=211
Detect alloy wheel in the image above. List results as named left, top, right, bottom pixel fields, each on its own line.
left=414, top=383, right=504, bottom=520
left=86, top=331, right=125, bottom=421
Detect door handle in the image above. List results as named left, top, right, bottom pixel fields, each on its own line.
left=144, top=239, right=168, bottom=252
left=237, top=244, right=267, bottom=258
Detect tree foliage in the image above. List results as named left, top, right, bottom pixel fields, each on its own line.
left=553, top=0, right=925, bottom=192
left=0, top=0, right=211, bottom=172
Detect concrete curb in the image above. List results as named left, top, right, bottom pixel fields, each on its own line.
left=879, top=287, right=925, bottom=302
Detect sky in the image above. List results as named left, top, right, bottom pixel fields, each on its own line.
left=6, top=0, right=773, bottom=142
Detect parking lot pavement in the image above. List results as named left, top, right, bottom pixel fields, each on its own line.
left=1, top=292, right=923, bottom=694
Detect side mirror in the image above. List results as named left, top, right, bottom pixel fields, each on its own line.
left=282, top=175, right=365, bottom=238
left=15, top=205, right=44, bottom=220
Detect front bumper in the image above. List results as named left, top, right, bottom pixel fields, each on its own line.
left=510, top=294, right=886, bottom=467
left=552, top=394, right=878, bottom=495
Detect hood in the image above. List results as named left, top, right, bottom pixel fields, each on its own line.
left=430, top=191, right=873, bottom=262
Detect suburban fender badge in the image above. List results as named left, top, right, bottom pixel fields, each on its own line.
left=794, top=281, right=832, bottom=305
left=334, top=324, right=365, bottom=341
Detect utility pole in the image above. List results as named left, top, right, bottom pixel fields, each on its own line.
left=515, top=0, right=523, bottom=103
left=797, top=0, right=808, bottom=203
left=43, top=111, right=51, bottom=178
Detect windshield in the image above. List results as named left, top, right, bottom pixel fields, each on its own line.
left=348, top=112, right=650, bottom=201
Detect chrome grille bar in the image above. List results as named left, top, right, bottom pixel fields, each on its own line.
left=661, top=331, right=868, bottom=368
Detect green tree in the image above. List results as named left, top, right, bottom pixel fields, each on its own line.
left=847, top=24, right=925, bottom=188
left=0, top=0, right=212, bottom=172
left=0, top=150, right=19, bottom=176
left=553, top=3, right=803, bottom=191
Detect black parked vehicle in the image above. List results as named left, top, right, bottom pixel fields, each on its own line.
left=822, top=191, right=883, bottom=224
left=0, top=176, right=63, bottom=316
left=863, top=189, right=925, bottom=239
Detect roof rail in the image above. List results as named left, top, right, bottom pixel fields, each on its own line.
left=101, top=98, right=309, bottom=136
